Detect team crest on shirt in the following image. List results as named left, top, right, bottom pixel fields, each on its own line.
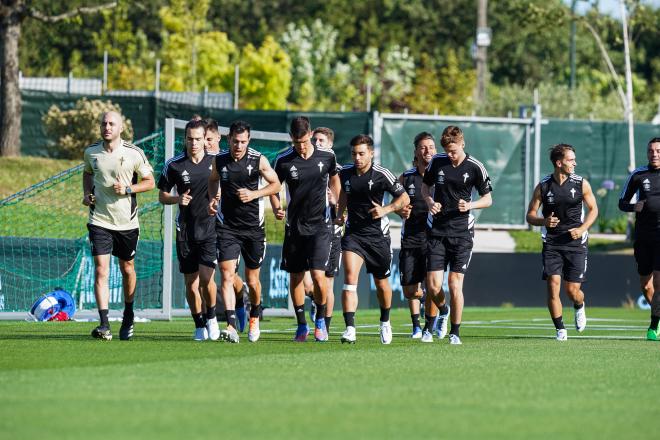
left=570, top=188, right=576, bottom=198
left=463, top=172, right=469, bottom=183
left=437, top=170, right=445, bottom=184
left=547, top=191, right=554, bottom=204
left=289, top=165, right=299, bottom=179
left=368, top=179, right=374, bottom=190
left=407, top=184, right=415, bottom=196
left=182, top=169, right=191, bottom=184
left=220, top=166, right=229, bottom=181
left=643, top=178, right=651, bottom=192
left=345, top=180, right=351, bottom=194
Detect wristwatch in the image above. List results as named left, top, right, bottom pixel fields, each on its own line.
left=125, top=186, right=132, bottom=195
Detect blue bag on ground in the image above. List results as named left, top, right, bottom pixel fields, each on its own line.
left=28, top=288, right=76, bottom=321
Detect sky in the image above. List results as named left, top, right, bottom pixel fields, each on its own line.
left=566, top=0, right=660, bottom=18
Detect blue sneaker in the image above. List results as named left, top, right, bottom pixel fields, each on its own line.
left=314, top=318, right=328, bottom=342
left=294, top=324, right=309, bottom=342
left=411, top=326, right=423, bottom=339
left=309, top=301, right=317, bottom=322
left=236, top=305, right=247, bottom=333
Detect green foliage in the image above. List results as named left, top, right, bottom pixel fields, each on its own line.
left=597, top=215, right=630, bottom=235
left=42, top=99, right=134, bottom=160
left=238, top=36, right=291, bottom=110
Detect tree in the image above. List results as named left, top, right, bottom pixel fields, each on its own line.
left=0, top=1, right=116, bottom=157
left=238, top=36, right=291, bottom=110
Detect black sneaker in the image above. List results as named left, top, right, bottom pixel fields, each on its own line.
left=91, top=325, right=113, bottom=341
left=119, top=320, right=134, bottom=340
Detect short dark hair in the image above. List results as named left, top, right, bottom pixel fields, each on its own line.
left=648, top=137, right=660, bottom=148
left=290, top=116, right=311, bottom=139
left=440, top=125, right=464, bottom=148
left=204, top=118, right=219, bottom=134
left=229, top=120, right=251, bottom=138
left=185, top=118, right=206, bottom=137
left=414, top=131, right=434, bottom=149
left=313, top=127, right=335, bottom=143
left=350, top=134, right=374, bottom=150
left=549, top=143, right=575, bottom=165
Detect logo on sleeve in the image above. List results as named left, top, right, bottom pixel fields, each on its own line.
left=547, top=191, right=554, bottom=204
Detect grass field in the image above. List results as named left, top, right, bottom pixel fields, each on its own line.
left=1, top=307, right=657, bottom=439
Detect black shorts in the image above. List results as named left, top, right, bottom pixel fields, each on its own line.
left=87, top=224, right=139, bottom=261
left=281, top=227, right=331, bottom=273
left=217, top=227, right=266, bottom=270
left=634, top=237, right=660, bottom=276
left=341, top=233, right=392, bottom=280
left=399, top=246, right=427, bottom=286
left=325, top=231, right=342, bottom=278
left=175, top=234, right=217, bottom=275
left=542, top=245, right=588, bottom=283
left=427, top=236, right=472, bottom=274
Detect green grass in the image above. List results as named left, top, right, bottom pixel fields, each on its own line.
left=509, top=230, right=632, bottom=253
left=0, top=157, right=79, bottom=199
left=0, top=307, right=656, bottom=439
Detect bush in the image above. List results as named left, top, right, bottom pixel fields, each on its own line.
left=42, top=98, right=134, bottom=159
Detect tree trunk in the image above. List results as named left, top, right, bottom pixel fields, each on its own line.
left=0, top=5, right=22, bottom=157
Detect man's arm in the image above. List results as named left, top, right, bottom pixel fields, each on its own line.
left=82, top=171, right=95, bottom=206
left=568, top=179, right=599, bottom=240
left=114, top=174, right=155, bottom=195
left=526, top=184, right=559, bottom=228
left=618, top=172, right=643, bottom=213
left=458, top=192, right=492, bottom=212
left=369, top=192, right=410, bottom=219
left=328, top=173, right=341, bottom=203
left=335, top=189, right=347, bottom=225
left=207, top=159, right=221, bottom=215
left=421, top=182, right=441, bottom=215
left=237, top=155, right=282, bottom=203
left=395, top=175, right=412, bottom=219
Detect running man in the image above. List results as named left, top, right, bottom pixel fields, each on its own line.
left=526, top=143, right=598, bottom=341
left=421, top=125, right=493, bottom=345
left=618, top=137, right=660, bottom=340
left=336, top=134, right=409, bottom=344
left=208, top=120, right=281, bottom=343
left=83, top=111, right=155, bottom=341
left=204, top=118, right=250, bottom=332
left=158, top=118, right=219, bottom=341
left=272, top=116, right=340, bottom=342
left=397, top=132, right=440, bottom=342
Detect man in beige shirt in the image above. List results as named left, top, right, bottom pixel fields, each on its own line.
left=82, top=111, right=155, bottom=341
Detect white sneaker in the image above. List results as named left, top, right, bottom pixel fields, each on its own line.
left=435, top=306, right=450, bottom=339
left=379, top=321, right=393, bottom=345
left=220, top=327, right=240, bottom=343
left=556, top=329, right=568, bottom=341
left=341, top=326, right=356, bottom=344
left=575, top=304, right=587, bottom=332
left=421, top=329, right=434, bottom=343
left=206, top=317, right=220, bottom=341
left=193, top=327, right=208, bottom=341
left=248, top=317, right=260, bottom=342
left=448, top=334, right=462, bottom=345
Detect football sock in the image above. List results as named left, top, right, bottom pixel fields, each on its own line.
left=411, top=313, right=421, bottom=329
left=450, top=323, right=461, bottom=336
left=192, top=313, right=205, bottom=329
left=123, top=302, right=134, bottom=322
left=315, top=303, right=326, bottom=323
left=573, top=302, right=584, bottom=310
left=250, top=303, right=261, bottom=318
left=343, top=312, right=355, bottom=328
left=423, top=315, right=436, bottom=331
left=380, top=307, right=391, bottom=322
left=206, top=304, right=216, bottom=320
left=649, top=315, right=660, bottom=331
left=99, top=309, right=109, bottom=327
left=324, top=316, right=332, bottom=332
left=439, top=303, right=449, bottom=316
left=236, top=293, right=245, bottom=309
left=294, top=304, right=306, bottom=325
left=225, top=310, right=237, bottom=329
left=552, top=316, right=566, bottom=330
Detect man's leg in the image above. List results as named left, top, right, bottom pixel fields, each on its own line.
left=233, top=273, right=248, bottom=332
left=310, top=269, right=329, bottom=341
left=546, top=275, right=566, bottom=340
left=447, top=271, right=465, bottom=343
left=340, top=250, right=363, bottom=343
left=374, top=276, right=393, bottom=344
left=219, top=259, right=239, bottom=335
left=184, top=271, right=207, bottom=340
left=648, top=272, right=660, bottom=340
left=403, top=284, right=423, bottom=338
left=426, top=270, right=445, bottom=332
left=325, top=277, right=335, bottom=331
left=118, top=258, right=137, bottom=340
left=290, top=271, right=310, bottom=341
left=245, top=267, right=262, bottom=342
left=640, top=274, right=654, bottom=304
left=92, top=254, right=112, bottom=338
left=199, top=264, right=219, bottom=340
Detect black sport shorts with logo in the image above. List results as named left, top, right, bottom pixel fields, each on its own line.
left=176, top=236, right=217, bottom=274
left=399, top=246, right=427, bottom=286
left=633, top=237, right=660, bottom=276
left=426, top=236, right=473, bottom=274
left=280, top=226, right=331, bottom=273
left=541, top=244, right=588, bottom=283
left=341, top=233, right=392, bottom=280
left=217, top=226, right=266, bottom=270
left=87, top=224, right=139, bottom=261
